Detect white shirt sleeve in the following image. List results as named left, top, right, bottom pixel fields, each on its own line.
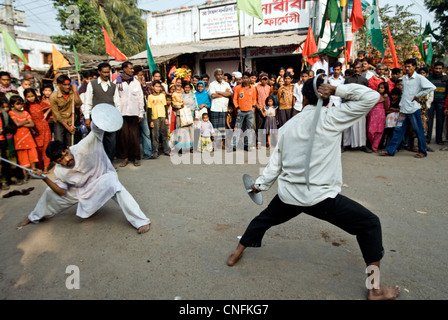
left=82, top=82, right=94, bottom=119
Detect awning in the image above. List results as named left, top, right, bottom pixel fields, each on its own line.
left=127, top=31, right=306, bottom=64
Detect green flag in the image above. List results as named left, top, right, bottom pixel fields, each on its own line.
left=366, top=0, right=385, bottom=57
left=425, top=41, right=433, bottom=66
left=312, top=7, right=345, bottom=58
left=237, top=0, right=263, bottom=21
left=146, top=32, right=158, bottom=74
left=1, top=27, right=28, bottom=65
left=319, top=0, right=339, bottom=39
left=73, top=45, right=81, bottom=73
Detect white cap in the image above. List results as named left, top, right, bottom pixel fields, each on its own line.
left=233, top=71, right=242, bottom=78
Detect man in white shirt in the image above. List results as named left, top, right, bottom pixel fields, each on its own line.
left=82, top=62, right=121, bottom=164
left=311, top=54, right=329, bottom=75
left=328, top=62, right=345, bottom=107
left=209, top=68, right=232, bottom=146
left=292, top=70, right=310, bottom=115
left=114, top=61, right=145, bottom=167
left=227, top=79, right=400, bottom=300
left=18, top=119, right=151, bottom=234
left=380, top=58, right=436, bottom=158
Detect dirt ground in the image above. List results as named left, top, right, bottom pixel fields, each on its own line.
left=0, top=143, right=447, bottom=304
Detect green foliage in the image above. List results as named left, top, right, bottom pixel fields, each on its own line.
left=356, top=4, right=421, bottom=66
left=424, top=0, right=448, bottom=61
left=50, top=0, right=146, bottom=57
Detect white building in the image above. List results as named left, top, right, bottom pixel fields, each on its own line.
left=0, top=8, right=63, bottom=78
left=133, top=0, right=327, bottom=79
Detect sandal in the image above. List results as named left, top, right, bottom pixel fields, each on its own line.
left=414, top=152, right=426, bottom=158
left=379, top=151, right=392, bottom=156
left=119, top=160, right=129, bottom=167
left=133, top=160, right=141, bottom=167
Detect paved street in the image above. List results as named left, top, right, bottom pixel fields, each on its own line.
left=0, top=143, right=447, bottom=301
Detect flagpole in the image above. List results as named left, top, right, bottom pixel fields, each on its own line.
left=237, top=8, right=243, bottom=72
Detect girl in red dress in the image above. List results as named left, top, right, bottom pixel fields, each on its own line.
left=24, top=88, right=52, bottom=174
left=8, top=95, right=38, bottom=182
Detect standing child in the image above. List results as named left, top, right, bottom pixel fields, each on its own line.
left=197, top=113, right=214, bottom=153
left=1, top=97, right=25, bottom=189
left=24, top=88, right=52, bottom=174
left=225, top=104, right=236, bottom=150
left=263, top=95, right=278, bottom=149
left=367, top=82, right=389, bottom=152
left=383, top=88, right=401, bottom=147
left=148, top=81, right=170, bottom=157
left=8, top=95, right=38, bottom=182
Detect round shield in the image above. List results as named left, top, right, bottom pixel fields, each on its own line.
left=242, top=174, right=263, bottom=205
left=91, top=103, right=123, bottom=132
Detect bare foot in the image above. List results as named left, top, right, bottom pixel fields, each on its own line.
left=17, top=217, right=31, bottom=229
left=226, top=244, right=246, bottom=266
left=137, top=223, right=150, bottom=234
left=367, top=285, right=400, bottom=300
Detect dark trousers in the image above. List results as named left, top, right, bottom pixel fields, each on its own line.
left=103, top=131, right=116, bottom=163
left=54, top=122, right=73, bottom=147
left=278, top=108, right=293, bottom=127
left=426, top=101, right=445, bottom=144
left=240, top=194, right=384, bottom=264
left=151, top=117, right=170, bottom=154
left=117, top=116, right=140, bottom=161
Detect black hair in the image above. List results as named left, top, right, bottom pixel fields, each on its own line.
left=242, top=71, right=251, bottom=78
left=301, top=70, right=309, bottom=75
left=9, top=95, right=25, bottom=108
left=434, top=61, right=444, bottom=68
left=202, top=112, right=209, bottom=119
left=182, top=80, right=191, bottom=88
left=273, top=83, right=280, bottom=89
left=270, top=74, right=276, bottom=79
left=121, top=61, right=133, bottom=69
left=0, top=71, right=11, bottom=79
left=391, top=68, right=402, bottom=75
left=166, top=94, right=172, bottom=100
left=97, top=62, right=111, bottom=72
left=265, top=95, right=275, bottom=106
left=46, top=140, right=68, bottom=162
left=284, top=72, right=293, bottom=79
left=390, top=88, right=401, bottom=96
left=250, top=71, right=258, bottom=77
left=152, top=70, right=161, bottom=77
left=201, top=74, right=209, bottom=79
left=377, top=81, right=390, bottom=95
left=152, top=80, right=162, bottom=86
left=404, top=58, right=417, bottom=66
left=333, top=62, right=343, bottom=69
left=193, top=75, right=201, bottom=80
left=417, top=67, right=429, bottom=75
left=134, top=65, right=143, bottom=74
left=316, top=69, right=325, bottom=75
left=224, top=73, right=232, bottom=80
left=23, top=88, right=40, bottom=106
left=56, top=74, right=71, bottom=84
left=302, top=77, right=329, bottom=106
left=344, top=69, right=354, bottom=77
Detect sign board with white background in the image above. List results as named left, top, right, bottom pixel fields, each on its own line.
left=254, top=0, right=310, bottom=33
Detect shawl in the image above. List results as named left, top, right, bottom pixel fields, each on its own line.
left=194, top=81, right=211, bottom=107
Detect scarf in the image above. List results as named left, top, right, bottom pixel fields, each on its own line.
left=0, top=84, right=18, bottom=94
left=115, top=73, right=134, bottom=91
left=194, top=81, right=211, bottom=107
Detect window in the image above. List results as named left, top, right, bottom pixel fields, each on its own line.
left=42, top=52, right=52, bottom=65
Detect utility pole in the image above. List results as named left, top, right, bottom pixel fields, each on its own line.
left=4, top=0, right=16, bottom=40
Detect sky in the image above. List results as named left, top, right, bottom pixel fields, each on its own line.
left=12, top=0, right=437, bottom=37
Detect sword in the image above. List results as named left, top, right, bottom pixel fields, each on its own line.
left=304, top=75, right=329, bottom=191
left=0, top=157, right=47, bottom=179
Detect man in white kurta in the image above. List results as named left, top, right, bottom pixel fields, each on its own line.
left=227, top=81, right=400, bottom=300
left=18, top=121, right=151, bottom=234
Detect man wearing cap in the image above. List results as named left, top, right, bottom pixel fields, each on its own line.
left=227, top=79, right=400, bottom=300
left=17, top=107, right=151, bottom=234
left=50, top=74, right=83, bottom=147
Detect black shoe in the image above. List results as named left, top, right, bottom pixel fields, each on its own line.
left=360, top=146, right=373, bottom=153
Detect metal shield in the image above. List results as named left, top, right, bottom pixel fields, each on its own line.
left=91, top=103, right=123, bottom=132
left=242, top=174, right=263, bottom=205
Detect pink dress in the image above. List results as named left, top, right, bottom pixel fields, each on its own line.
left=367, top=97, right=389, bottom=151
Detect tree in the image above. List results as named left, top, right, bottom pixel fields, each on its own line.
left=355, top=4, right=422, bottom=66
left=424, top=0, right=448, bottom=62
left=51, top=0, right=146, bottom=57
